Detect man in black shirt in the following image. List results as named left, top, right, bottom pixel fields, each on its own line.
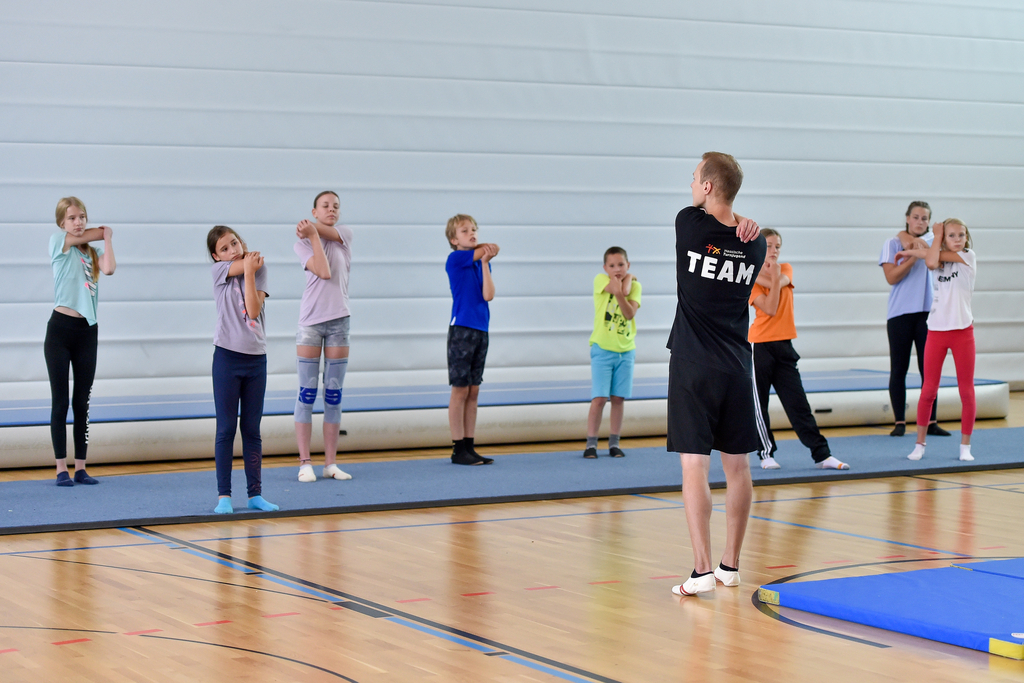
left=668, top=152, right=767, bottom=597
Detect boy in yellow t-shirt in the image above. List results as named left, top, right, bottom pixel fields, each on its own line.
left=584, top=247, right=641, bottom=458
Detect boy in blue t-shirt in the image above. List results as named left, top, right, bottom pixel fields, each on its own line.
left=445, top=214, right=499, bottom=465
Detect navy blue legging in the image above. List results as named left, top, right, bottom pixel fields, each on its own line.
left=44, top=311, right=98, bottom=460
left=212, top=346, right=266, bottom=498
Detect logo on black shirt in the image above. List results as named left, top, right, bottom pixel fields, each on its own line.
left=685, top=250, right=756, bottom=285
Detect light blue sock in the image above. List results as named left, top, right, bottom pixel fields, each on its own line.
left=248, top=495, right=279, bottom=512
left=214, top=497, right=233, bottom=514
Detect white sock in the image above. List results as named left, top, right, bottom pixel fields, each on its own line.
left=907, top=443, right=925, bottom=461
left=818, top=456, right=849, bottom=470
left=959, top=444, right=974, bottom=461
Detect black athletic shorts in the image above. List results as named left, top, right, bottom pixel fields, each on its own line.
left=666, top=353, right=763, bottom=455
left=448, top=325, right=488, bottom=386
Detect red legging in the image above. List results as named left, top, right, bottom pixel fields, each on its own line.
left=917, top=326, right=976, bottom=436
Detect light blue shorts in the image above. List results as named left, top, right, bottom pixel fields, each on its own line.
left=296, top=316, right=350, bottom=348
left=590, top=344, right=635, bottom=399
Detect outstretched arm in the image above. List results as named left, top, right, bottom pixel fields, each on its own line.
left=315, top=223, right=342, bottom=243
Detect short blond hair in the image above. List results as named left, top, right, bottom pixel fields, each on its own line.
left=445, top=214, right=477, bottom=250
left=700, top=152, right=743, bottom=203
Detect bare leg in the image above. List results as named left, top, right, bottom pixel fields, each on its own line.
left=586, top=397, right=607, bottom=437
left=680, top=453, right=713, bottom=574
left=719, top=452, right=752, bottom=569
left=449, top=386, right=469, bottom=441
left=463, top=385, right=480, bottom=438
left=915, top=422, right=927, bottom=446
left=609, top=396, right=624, bottom=435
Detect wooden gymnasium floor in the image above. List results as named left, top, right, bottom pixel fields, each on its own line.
left=1, top=393, right=1022, bottom=682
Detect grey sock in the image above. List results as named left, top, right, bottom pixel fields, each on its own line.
left=586, top=435, right=598, bottom=449
left=609, top=434, right=620, bottom=448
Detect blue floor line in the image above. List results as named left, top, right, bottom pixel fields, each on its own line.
left=257, top=574, right=345, bottom=602
left=148, top=535, right=601, bottom=681
left=498, top=654, right=599, bottom=683
left=188, top=504, right=684, bottom=543
left=385, top=617, right=497, bottom=653
left=744, top=514, right=956, bottom=555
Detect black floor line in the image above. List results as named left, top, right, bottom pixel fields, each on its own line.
left=14, top=553, right=327, bottom=603
left=0, top=624, right=358, bottom=680
left=136, top=526, right=623, bottom=683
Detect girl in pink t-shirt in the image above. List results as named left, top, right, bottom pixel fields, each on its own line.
left=293, top=191, right=354, bottom=483
left=897, top=219, right=978, bottom=462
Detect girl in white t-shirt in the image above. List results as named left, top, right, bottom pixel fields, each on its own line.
left=293, top=191, right=354, bottom=483
left=897, top=219, right=977, bottom=462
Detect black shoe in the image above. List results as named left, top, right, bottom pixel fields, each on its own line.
left=927, top=423, right=951, bottom=437
left=463, top=441, right=494, bottom=465
left=583, top=447, right=598, bottom=459
left=608, top=447, right=625, bottom=458
left=889, top=423, right=906, bottom=437
left=452, top=450, right=483, bottom=465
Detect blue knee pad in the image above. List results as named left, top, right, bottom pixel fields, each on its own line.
left=323, top=358, right=348, bottom=424
left=294, top=357, right=320, bottom=423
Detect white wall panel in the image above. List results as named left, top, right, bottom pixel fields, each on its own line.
left=1, top=0, right=1022, bottom=403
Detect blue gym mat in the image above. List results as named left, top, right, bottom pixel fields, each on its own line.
left=758, top=560, right=1024, bottom=659
left=0, top=425, right=1021, bottom=536
left=952, top=558, right=1024, bottom=581
left=0, top=370, right=1000, bottom=427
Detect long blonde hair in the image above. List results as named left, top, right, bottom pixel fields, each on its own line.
left=55, top=197, right=99, bottom=282
left=940, top=218, right=973, bottom=251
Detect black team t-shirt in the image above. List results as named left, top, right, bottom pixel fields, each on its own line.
left=667, top=206, right=767, bottom=375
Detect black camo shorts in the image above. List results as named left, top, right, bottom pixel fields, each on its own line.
left=447, top=325, right=488, bottom=387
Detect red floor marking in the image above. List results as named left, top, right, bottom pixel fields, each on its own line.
left=649, top=575, right=682, bottom=580
left=822, top=560, right=849, bottom=565
left=262, top=612, right=300, bottom=619
left=588, top=580, right=621, bottom=585
left=124, top=629, right=163, bottom=636
left=461, top=592, right=495, bottom=597
left=330, top=606, right=344, bottom=610
left=980, top=546, right=1007, bottom=550
left=52, top=639, right=90, bottom=646
left=878, top=555, right=905, bottom=559
left=928, top=551, right=944, bottom=555
left=0, top=648, right=18, bottom=654
left=194, top=620, right=232, bottom=627
left=525, top=586, right=559, bottom=591
left=396, top=598, right=431, bottom=603
left=766, top=565, right=796, bottom=569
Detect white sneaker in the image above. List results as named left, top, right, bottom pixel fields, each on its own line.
left=298, top=464, right=316, bottom=483
left=817, top=456, right=850, bottom=470
left=671, top=573, right=716, bottom=596
left=713, top=566, right=740, bottom=587
left=760, top=457, right=781, bottom=470
left=323, top=464, right=352, bottom=480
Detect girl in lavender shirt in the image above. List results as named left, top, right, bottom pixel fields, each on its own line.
left=293, top=191, right=354, bottom=483
left=208, top=225, right=278, bottom=514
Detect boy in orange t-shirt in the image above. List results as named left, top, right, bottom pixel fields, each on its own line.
left=749, top=229, right=848, bottom=471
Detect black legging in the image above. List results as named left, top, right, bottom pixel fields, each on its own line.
left=43, top=311, right=98, bottom=460
left=886, top=311, right=937, bottom=424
